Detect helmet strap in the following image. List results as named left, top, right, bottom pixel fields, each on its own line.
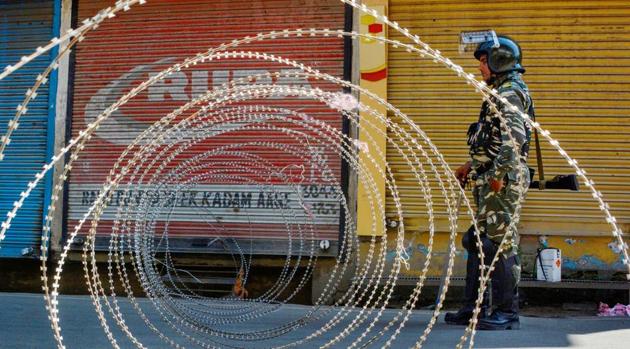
left=486, top=75, right=496, bottom=86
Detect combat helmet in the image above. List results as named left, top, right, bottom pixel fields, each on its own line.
left=474, top=35, right=525, bottom=74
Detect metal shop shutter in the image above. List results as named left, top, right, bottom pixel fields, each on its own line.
left=386, top=0, right=630, bottom=236
left=67, top=0, right=346, bottom=255
left=0, top=0, right=58, bottom=258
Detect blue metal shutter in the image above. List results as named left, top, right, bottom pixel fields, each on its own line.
left=0, top=0, right=59, bottom=258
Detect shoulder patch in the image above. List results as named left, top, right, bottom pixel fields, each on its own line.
left=497, top=81, right=515, bottom=94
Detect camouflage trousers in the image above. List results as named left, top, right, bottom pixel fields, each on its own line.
left=472, top=166, right=530, bottom=258
left=461, top=225, right=520, bottom=313
left=467, top=166, right=529, bottom=312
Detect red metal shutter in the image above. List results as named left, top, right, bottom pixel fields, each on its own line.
left=67, top=0, right=346, bottom=256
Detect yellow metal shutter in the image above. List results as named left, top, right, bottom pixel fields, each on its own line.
left=386, top=0, right=630, bottom=240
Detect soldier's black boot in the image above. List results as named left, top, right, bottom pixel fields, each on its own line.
left=478, top=253, right=520, bottom=330
left=477, top=310, right=519, bottom=330
left=444, top=306, right=473, bottom=325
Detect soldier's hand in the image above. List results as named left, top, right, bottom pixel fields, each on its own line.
left=489, top=178, right=504, bottom=192
left=455, top=161, right=472, bottom=187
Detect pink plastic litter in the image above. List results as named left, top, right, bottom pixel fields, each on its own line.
left=597, top=302, right=630, bottom=317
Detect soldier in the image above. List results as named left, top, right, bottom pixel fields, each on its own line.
left=444, top=35, right=533, bottom=330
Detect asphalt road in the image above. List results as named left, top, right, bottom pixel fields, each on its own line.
left=1, top=292, right=629, bottom=348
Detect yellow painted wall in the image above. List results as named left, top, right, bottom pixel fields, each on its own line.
left=359, top=232, right=626, bottom=278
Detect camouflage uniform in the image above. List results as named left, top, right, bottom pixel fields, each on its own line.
left=465, top=71, right=532, bottom=314
left=468, top=71, right=532, bottom=255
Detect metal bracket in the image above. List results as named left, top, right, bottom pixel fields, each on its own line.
left=459, top=30, right=499, bottom=54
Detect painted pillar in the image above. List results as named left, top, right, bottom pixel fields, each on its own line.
left=356, top=0, right=387, bottom=236
left=50, top=0, right=73, bottom=256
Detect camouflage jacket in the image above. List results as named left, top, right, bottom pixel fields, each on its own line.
left=467, top=72, right=533, bottom=182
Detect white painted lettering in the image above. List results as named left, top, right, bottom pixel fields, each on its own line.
left=191, top=70, right=208, bottom=99
left=148, top=71, right=189, bottom=101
